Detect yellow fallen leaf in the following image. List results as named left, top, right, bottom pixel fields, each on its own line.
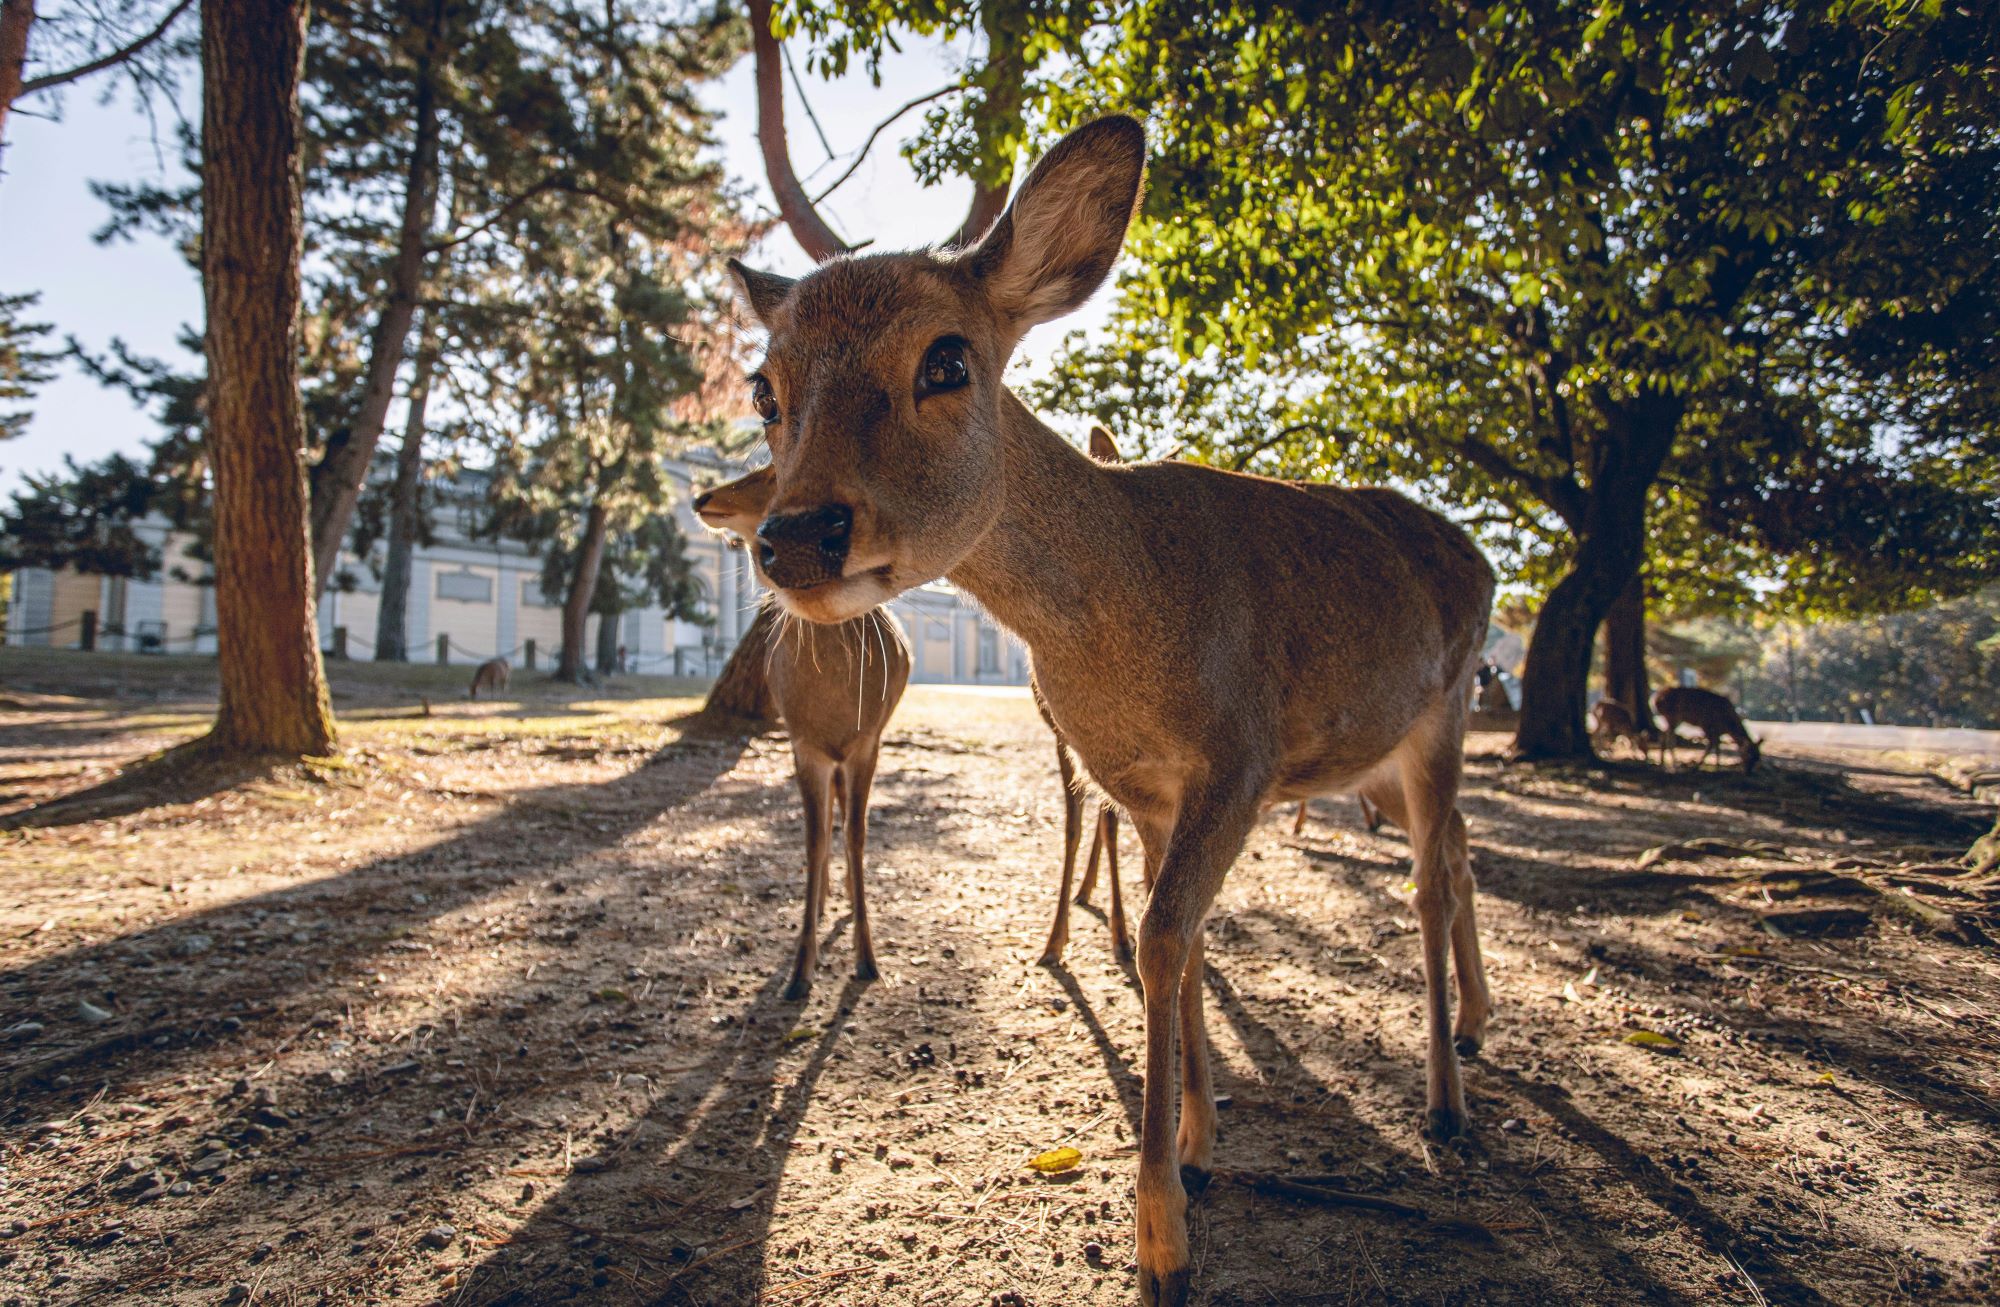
left=1622, top=1029, right=1681, bottom=1051
left=1026, top=1146, right=1082, bottom=1174
left=785, top=1025, right=820, bottom=1045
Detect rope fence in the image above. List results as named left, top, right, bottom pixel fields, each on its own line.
left=5, top=613, right=725, bottom=677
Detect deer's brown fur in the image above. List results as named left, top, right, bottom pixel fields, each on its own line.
left=1591, top=698, right=1655, bottom=760
left=1042, top=424, right=1133, bottom=967
left=468, top=658, right=509, bottom=700
left=695, top=466, right=911, bottom=999
left=728, top=116, right=1495, bottom=1306
left=1654, top=685, right=1761, bottom=773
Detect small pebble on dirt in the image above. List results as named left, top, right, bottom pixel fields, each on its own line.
left=77, top=999, right=114, bottom=1025
left=420, top=1225, right=457, bottom=1251
left=221, top=1283, right=250, bottom=1303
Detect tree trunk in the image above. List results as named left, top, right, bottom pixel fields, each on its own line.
left=373, top=322, right=434, bottom=661
left=307, top=0, right=445, bottom=590
left=1513, top=392, right=1683, bottom=762
left=0, top=0, right=31, bottom=161
left=1602, top=571, right=1657, bottom=733
left=199, top=0, right=334, bottom=758
left=702, top=604, right=779, bottom=723
left=1969, top=811, right=2000, bottom=879
left=596, top=604, right=621, bottom=676
left=557, top=501, right=608, bottom=683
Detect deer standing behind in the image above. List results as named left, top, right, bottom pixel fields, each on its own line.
left=1591, top=698, right=1654, bottom=760
left=1042, top=424, right=1133, bottom=966
left=468, top=658, right=509, bottom=700
left=726, top=115, right=1496, bottom=1306
left=1654, top=685, right=1761, bottom=773
left=695, top=467, right=911, bottom=999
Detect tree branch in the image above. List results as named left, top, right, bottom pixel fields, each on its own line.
left=1456, top=434, right=1586, bottom=528
left=19, top=0, right=193, bottom=96
left=748, top=0, right=848, bottom=262
left=811, top=82, right=963, bottom=205
left=948, top=5, right=1023, bottom=248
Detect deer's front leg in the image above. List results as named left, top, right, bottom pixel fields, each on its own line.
left=785, top=751, right=835, bottom=1002
left=1133, top=791, right=1256, bottom=1307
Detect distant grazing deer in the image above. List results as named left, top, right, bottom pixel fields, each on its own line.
left=468, top=658, right=510, bottom=700
left=1042, top=424, right=1133, bottom=966
left=1653, top=685, right=1761, bottom=774
left=1293, top=794, right=1386, bottom=835
left=725, top=115, right=1495, bottom=1305
left=1591, top=699, right=1654, bottom=760
left=695, top=466, right=911, bottom=998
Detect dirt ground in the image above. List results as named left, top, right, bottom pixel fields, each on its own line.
left=2, top=649, right=1998, bottom=1307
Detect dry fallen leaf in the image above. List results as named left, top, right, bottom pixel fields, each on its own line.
left=1026, top=1146, right=1083, bottom=1175
left=1622, top=1029, right=1681, bottom=1052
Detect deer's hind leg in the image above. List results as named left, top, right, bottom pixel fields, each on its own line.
left=1442, top=807, right=1490, bottom=1057
left=1103, top=807, right=1132, bottom=964
left=1041, top=741, right=1087, bottom=964
left=841, top=741, right=883, bottom=982
left=1380, top=714, right=1477, bottom=1139
left=785, top=747, right=837, bottom=1001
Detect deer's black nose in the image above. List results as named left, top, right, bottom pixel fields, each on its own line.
left=756, top=504, right=853, bottom=588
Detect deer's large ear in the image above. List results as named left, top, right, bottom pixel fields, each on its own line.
left=1087, top=424, right=1121, bottom=463
left=728, top=259, right=798, bottom=328
left=963, top=115, right=1146, bottom=332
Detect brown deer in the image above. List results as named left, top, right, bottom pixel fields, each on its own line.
left=1042, top=423, right=1134, bottom=967
left=695, top=466, right=912, bottom=999
left=1293, top=795, right=1387, bottom=835
left=1591, top=698, right=1654, bottom=760
left=468, top=658, right=510, bottom=700
left=727, top=116, right=1494, bottom=1306
left=1653, top=685, right=1761, bottom=774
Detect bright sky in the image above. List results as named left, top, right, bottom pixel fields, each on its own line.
left=0, top=26, right=1109, bottom=498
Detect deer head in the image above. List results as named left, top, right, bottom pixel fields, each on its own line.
left=726, top=116, right=1146, bottom=624
left=692, top=464, right=776, bottom=542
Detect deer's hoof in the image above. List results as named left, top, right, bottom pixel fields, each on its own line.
left=1454, top=1034, right=1483, bottom=1060
left=1424, top=1106, right=1469, bottom=1142
left=1139, top=1263, right=1192, bottom=1307
left=782, top=974, right=811, bottom=1002
left=1178, top=1163, right=1211, bottom=1197
left=853, top=956, right=879, bottom=983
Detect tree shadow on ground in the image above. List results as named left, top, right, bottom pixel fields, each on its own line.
left=0, top=722, right=759, bottom=1111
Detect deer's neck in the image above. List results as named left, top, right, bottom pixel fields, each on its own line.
left=945, top=393, right=1127, bottom=661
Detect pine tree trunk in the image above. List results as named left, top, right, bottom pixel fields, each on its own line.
left=0, top=0, right=32, bottom=160
left=557, top=502, right=608, bottom=683
left=1513, top=391, right=1682, bottom=762
left=1603, top=572, right=1657, bottom=732
left=701, top=604, right=779, bottom=723
left=308, top=0, right=445, bottom=590
left=373, top=325, right=434, bottom=661
left=596, top=605, right=621, bottom=676
left=199, top=0, right=335, bottom=759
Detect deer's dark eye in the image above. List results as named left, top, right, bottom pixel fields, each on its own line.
left=750, top=376, right=779, bottom=426
left=918, top=338, right=970, bottom=395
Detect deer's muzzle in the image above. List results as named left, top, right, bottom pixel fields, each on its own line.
left=756, top=504, right=853, bottom=590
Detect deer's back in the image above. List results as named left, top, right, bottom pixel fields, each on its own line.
left=1035, top=462, right=1494, bottom=794
left=1655, top=686, right=1744, bottom=733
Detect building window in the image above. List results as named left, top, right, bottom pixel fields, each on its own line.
left=978, top=627, right=1000, bottom=674
left=436, top=569, right=493, bottom=604
left=521, top=578, right=560, bottom=608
